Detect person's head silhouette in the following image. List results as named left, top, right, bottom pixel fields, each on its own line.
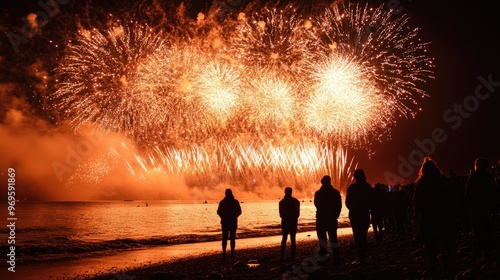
left=474, top=158, right=488, bottom=171
left=417, top=157, right=441, bottom=178
left=321, top=175, right=331, bottom=186
left=353, top=169, right=366, bottom=181
left=225, top=188, right=234, bottom=198
left=284, top=187, right=292, bottom=196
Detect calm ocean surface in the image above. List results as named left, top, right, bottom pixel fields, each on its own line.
left=0, top=200, right=349, bottom=263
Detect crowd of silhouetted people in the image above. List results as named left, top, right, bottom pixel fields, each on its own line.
left=216, top=157, right=500, bottom=279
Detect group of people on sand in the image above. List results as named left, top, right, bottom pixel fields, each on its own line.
left=216, top=157, right=499, bottom=279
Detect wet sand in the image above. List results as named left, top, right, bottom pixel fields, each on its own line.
left=11, top=228, right=353, bottom=280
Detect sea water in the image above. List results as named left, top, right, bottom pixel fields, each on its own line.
left=0, top=200, right=349, bottom=263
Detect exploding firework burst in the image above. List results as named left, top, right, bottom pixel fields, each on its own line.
left=315, top=2, right=434, bottom=119
left=232, top=4, right=315, bottom=77
left=303, top=53, right=393, bottom=145
left=53, top=24, right=171, bottom=142
left=158, top=48, right=249, bottom=144
left=191, top=58, right=243, bottom=129
left=48, top=0, right=434, bottom=194
left=296, top=1, right=434, bottom=147
left=242, top=71, right=296, bottom=127
left=53, top=23, right=244, bottom=145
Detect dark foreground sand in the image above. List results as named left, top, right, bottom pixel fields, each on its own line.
left=90, top=222, right=500, bottom=280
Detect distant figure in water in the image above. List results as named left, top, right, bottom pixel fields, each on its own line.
left=217, top=188, right=242, bottom=258
left=279, top=187, right=300, bottom=261
left=345, top=169, right=373, bottom=265
left=465, top=158, right=497, bottom=260
left=413, top=157, right=458, bottom=280
left=314, top=175, right=342, bottom=263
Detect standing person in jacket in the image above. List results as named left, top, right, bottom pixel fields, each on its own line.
left=345, top=169, right=373, bottom=265
left=314, top=175, right=342, bottom=263
left=217, top=189, right=242, bottom=258
left=279, top=187, right=300, bottom=261
left=413, top=157, right=458, bottom=279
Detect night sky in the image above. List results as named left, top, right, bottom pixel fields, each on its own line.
left=0, top=0, right=499, bottom=199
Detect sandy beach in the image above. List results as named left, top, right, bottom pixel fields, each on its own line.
left=10, top=229, right=349, bottom=280
left=91, top=225, right=500, bottom=280
left=34, top=222, right=498, bottom=280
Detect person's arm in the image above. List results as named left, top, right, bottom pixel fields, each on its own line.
left=295, top=199, right=300, bottom=219
left=279, top=200, right=284, bottom=218
left=314, top=191, right=319, bottom=209
left=345, top=186, right=352, bottom=210
left=335, top=190, right=342, bottom=218
left=236, top=200, right=242, bottom=217
left=217, top=201, right=222, bottom=217
left=367, top=184, right=375, bottom=210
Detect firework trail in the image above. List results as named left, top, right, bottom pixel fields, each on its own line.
left=120, top=141, right=356, bottom=191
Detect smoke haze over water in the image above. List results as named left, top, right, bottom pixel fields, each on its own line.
left=0, top=86, right=298, bottom=201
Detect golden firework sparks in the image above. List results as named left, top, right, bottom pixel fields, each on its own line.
left=50, top=1, right=434, bottom=192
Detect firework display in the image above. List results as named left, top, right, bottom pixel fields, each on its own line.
left=311, top=3, right=434, bottom=137
left=53, top=25, right=174, bottom=142
left=232, top=5, right=315, bottom=77
left=50, top=1, right=433, bottom=192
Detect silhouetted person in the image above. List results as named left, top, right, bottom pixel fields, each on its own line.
left=314, top=175, right=342, bottom=263
left=465, top=158, right=497, bottom=259
left=371, top=183, right=387, bottom=243
left=346, top=169, right=373, bottom=265
left=391, top=186, right=410, bottom=235
left=413, top=157, right=458, bottom=279
left=279, top=187, right=300, bottom=261
left=383, top=187, right=396, bottom=233
left=217, top=189, right=242, bottom=258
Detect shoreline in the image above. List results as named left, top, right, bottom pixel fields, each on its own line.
left=9, top=222, right=500, bottom=280
left=10, top=228, right=354, bottom=280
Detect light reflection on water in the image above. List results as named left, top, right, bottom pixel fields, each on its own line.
left=6, top=199, right=349, bottom=244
